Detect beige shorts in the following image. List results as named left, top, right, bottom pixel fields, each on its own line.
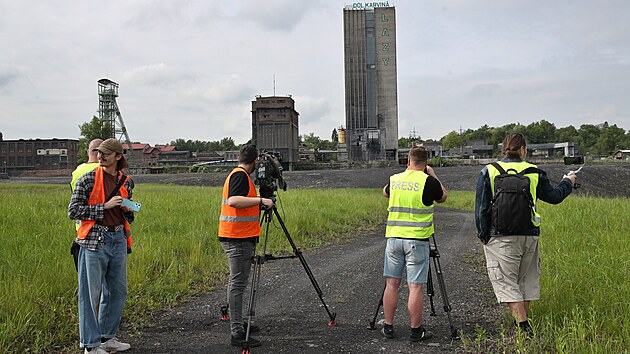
left=483, top=236, right=540, bottom=303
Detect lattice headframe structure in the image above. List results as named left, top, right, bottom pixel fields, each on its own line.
left=97, top=78, right=134, bottom=163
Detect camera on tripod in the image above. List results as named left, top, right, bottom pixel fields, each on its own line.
left=254, top=150, right=287, bottom=198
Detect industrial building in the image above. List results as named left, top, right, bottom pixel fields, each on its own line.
left=0, top=132, right=79, bottom=174
left=343, top=3, right=398, bottom=161
left=251, top=95, right=299, bottom=170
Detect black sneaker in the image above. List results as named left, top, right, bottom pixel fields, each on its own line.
left=231, top=333, right=262, bottom=348
left=410, top=326, right=433, bottom=342
left=516, top=320, right=534, bottom=337
left=382, top=324, right=394, bottom=339
left=244, top=322, right=260, bottom=334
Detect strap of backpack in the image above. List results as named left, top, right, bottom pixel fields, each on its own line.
left=519, top=167, right=547, bottom=176
left=491, top=162, right=547, bottom=177
left=490, top=162, right=506, bottom=175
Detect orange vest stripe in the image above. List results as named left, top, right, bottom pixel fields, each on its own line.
left=77, top=167, right=133, bottom=247
left=218, top=168, right=261, bottom=238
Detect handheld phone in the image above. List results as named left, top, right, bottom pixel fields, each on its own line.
left=121, top=198, right=141, bottom=212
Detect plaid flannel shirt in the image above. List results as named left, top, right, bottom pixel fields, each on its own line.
left=68, top=169, right=135, bottom=250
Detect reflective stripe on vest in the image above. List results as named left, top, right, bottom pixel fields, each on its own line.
left=487, top=161, right=542, bottom=226
left=77, top=167, right=133, bottom=247
left=385, top=169, right=434, bottom=240
left=218, top=168, right=261, bottom=239
left=219, top=215, right=260, bottom=223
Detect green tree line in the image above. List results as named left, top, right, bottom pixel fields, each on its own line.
left=169, top=137, right=238, bottom=152
left=80, top=116, right=628, bottom=164
left=438, top=120, right=629, bottom=156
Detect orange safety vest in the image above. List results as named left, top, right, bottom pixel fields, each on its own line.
left=218, top=167, right=261, bottom=239
left=77, top=167, right=133, bottom=248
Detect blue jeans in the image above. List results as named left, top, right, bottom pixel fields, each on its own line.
left=77, top=230, right=128, bottom=349
left=221, top=240, right=255, bottom=337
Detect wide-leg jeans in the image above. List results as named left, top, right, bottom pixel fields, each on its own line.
left=77, top=230, right=128, bottom=348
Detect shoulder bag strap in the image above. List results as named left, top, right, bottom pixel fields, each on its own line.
left=106, top=173, right=128, bottom=202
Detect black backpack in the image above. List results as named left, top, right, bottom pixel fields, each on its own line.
left=490, top=162, right=545, bottom=236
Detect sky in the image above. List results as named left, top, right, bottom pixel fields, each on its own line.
left=1, top=0, right=629, bottom=145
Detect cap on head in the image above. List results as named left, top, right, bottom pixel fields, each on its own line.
left=97, top=138, right=124, bottom=155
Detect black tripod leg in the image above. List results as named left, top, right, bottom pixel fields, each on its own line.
left=220, top=304, right=229, bottom=321
left=426, top=261, right=437, bottom=316
left=368, top=284, right=386, bottom=330
left=244, top=244, right=261, bottom=346
left=272, top=207, right=337, bottom=325
left=430, top=236, right=459, bottom=339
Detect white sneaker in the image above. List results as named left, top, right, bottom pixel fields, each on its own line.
left=84, top=347, right=108, bottom=354
left=100, top=337, right=131, bottom=352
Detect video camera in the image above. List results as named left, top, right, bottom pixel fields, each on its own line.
left=254, top=150, right=287, bottom=198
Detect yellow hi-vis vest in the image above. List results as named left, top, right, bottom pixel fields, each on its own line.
left=487, top=161, right=542, bottom=227
left=385, top=169, right=434, bottom=240
left=71, top=162, right=99, bottom=230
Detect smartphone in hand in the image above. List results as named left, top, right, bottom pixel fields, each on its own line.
left=121, top=198, right=141, bottom=212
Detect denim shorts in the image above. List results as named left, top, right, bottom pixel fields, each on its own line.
left=383, top=238, right=430, bottom=284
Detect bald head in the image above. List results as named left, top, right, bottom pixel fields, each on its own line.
left=87, top=139, right=104, bottom=163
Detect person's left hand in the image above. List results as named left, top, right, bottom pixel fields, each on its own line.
left=261, top=198, right=274, bottom=209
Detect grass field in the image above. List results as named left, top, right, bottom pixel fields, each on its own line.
left=1, top=185, right=628, bottom=353
left=443, top=191, right=630, bottom=353
left=0, top=184, right=389, bottom=353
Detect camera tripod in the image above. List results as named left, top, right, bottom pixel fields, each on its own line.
left=368, top=235, right=459, bottom=339
left=239, top=204, right=337, bottom=353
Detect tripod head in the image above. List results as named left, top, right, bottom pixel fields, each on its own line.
left=254, top=150, right=287, bottom=198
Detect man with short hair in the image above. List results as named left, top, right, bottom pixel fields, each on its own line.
left=218, top=145, right=274, bottom=348
left=68, top=138, right=136, bottom=354
left=381, top=146, right=447, bottom=341
left=70, top=139, right=103, bottom=270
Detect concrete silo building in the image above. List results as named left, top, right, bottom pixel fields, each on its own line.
left=343, top=3, right=398, bottom=161
left=251, top=95, right=299, bottom=170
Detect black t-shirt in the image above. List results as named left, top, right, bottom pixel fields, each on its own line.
left=385, top=174, right=443, bottom=206
left=228, top=168, right=251, bottom=197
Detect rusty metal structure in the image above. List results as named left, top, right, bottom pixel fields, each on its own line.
left=97, top=78, right=134, bottom=163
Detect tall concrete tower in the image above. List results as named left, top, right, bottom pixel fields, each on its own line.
left=343, top=4, right=398, bottom=161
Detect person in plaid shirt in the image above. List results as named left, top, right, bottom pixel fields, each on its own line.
left=68, top=138, right=135, bottom=354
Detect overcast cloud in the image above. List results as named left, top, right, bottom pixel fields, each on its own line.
left=1, top=0, right=628, bottom=145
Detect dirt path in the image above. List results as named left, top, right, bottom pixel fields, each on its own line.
left=126, top=208, right=498, bottom=353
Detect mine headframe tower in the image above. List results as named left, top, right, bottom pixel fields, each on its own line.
left=97, top=78, right=134, bottom=163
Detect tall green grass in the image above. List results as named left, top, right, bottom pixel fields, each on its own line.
left=2, top=185, right=628, bottom=352
left=0, top=184, right=388, bottom=353
left=445, top=192, right=630, bottom=353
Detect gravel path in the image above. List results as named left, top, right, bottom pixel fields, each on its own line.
left=125, top=208, right=498, bottom=353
